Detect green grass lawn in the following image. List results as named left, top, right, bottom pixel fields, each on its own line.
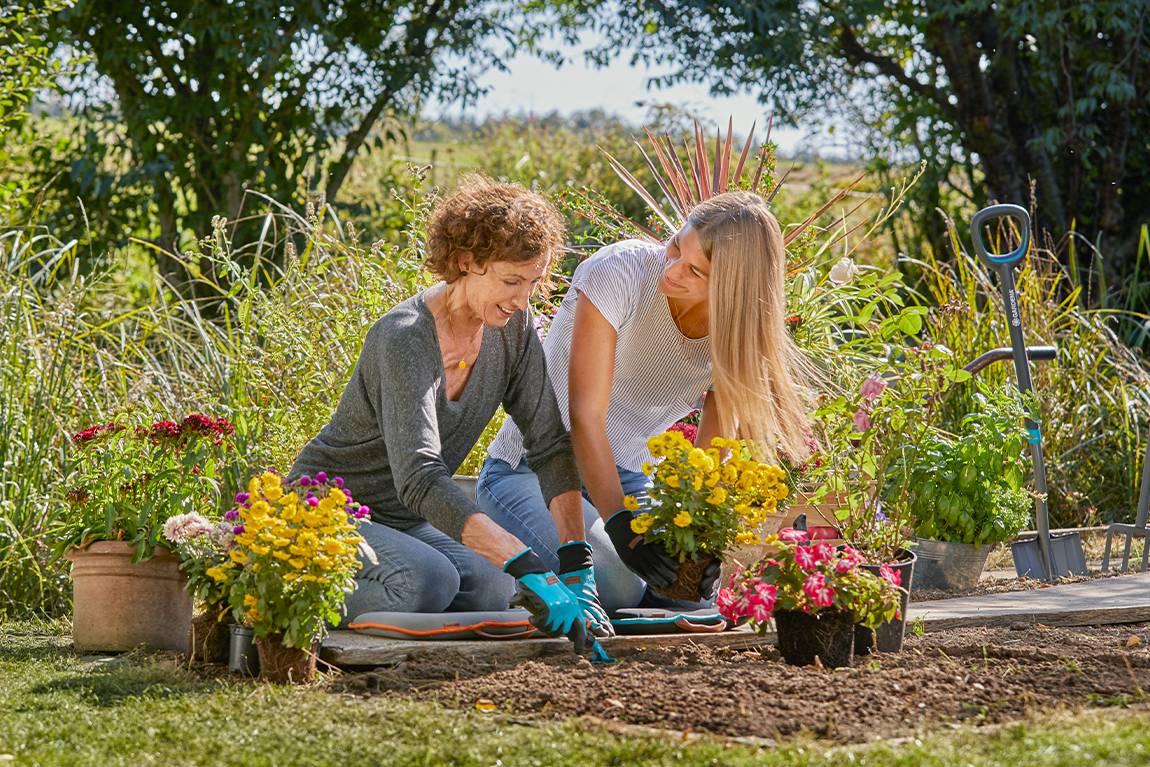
left=2, top=621, right=1148, bottom=767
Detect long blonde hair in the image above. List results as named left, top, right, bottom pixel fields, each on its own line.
left=689, top=191, right=814, bottom=461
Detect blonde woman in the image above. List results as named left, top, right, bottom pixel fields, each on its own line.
left=477, top=191, right=813, bottom=612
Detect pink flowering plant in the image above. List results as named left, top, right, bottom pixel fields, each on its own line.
left=718, top=529, right=904, bottom=631
left=59, top=414, right=237, bottom=560
left=804, top=342, right=971, bottom=563
left=161, top=512, right=235, bottom=609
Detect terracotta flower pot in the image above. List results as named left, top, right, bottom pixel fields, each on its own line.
left=255, top=633, right=318, bottom=684
left=188, top=607, right=230, bottom=663
left=66, top=541, right=193, bottom=653
left=773, top=608, right=856, bottom=668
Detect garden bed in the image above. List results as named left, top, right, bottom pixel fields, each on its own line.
left=335, top=622, right=1150, bottom=745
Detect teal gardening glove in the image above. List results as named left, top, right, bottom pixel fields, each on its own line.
left=503, top=548, right=587, bottom=652
left=556, top=541, right=614, bottom=637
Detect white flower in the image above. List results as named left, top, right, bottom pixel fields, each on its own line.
left=828, top=257, right=859, bottom=286
left=162, top=512, right=214, bottom=543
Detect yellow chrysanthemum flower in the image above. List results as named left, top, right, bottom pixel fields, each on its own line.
left=273, top=550, right=291, bottom=561
left=288, top=557, right=307, bottom=569
left=735, top=531, right=760, bottom=545
left=664, top=474, right=681, bottom=489
left=228, top=550, right=248, bottom=565
left=706, top=487, right=728, bottom=505
left=623, top=495, right=640, bottom=512
left=629, top=513, right=654, bottom=534
left=206, top=566, right=228, bottom=582
left=692, top=475, right=703, bottom=491
left=249, top=543, right=270, bottom=556
left=243, top=594, right=258, bottom=608
left=641, top=462, right=654, bottom=475
left=687, top=448, right=709, bottom=469
left=264, top=485, right=283, bottom=501
left=673, top=510, right=692, bottom=528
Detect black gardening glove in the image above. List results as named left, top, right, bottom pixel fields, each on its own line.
left=700, top=558, right=722, bottom=602
left=603, top=509, right=679, bottom=588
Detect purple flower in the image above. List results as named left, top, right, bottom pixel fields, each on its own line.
left=232, top=524, right=245, bottom=535
left=224, top=509, right=239, bottom=521
left=333, top=477, right=344, bottom=488
left=307, top=495, right=319, bottom=507
left=359, top=505, right=371, bottom=517
left=852, top=409, right=873, bottom=432
left=298, top=475, right=312, bottom=487
left=860, top=375, right=887, bottom=402
left=315, top=471, right=328, bottom=484
left=234, top=492, right=250, bottom=503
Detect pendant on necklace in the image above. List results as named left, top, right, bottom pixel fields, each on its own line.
left=458, top=360, right=467, bottom=370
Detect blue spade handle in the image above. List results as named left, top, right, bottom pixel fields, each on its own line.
left=969, top=202, right=1053, bottom=581
left=971, top=204, right=1030, bottom=266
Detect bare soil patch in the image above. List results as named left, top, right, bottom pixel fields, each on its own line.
left=336, top=623, right=1150, bottom=744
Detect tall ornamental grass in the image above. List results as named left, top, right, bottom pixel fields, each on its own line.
left=0, top=200, right=424, bottom=619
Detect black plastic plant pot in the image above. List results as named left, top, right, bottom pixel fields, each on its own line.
left=773, top=609, right=856, bottom=668
left=855, top=548, right=917, bottom=656
left=228, top=624, right=260, bottom=676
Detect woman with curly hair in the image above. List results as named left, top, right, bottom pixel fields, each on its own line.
left=478, top=191, right=814, bottom=613
left=290, top=177, right=604, bottom=648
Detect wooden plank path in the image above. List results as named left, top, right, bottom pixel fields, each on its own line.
left=321, top=571, right=1150, bottom=667
left=905, top=570, right=1150, bottom=632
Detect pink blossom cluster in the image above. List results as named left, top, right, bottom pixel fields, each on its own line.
left=162, top=512, right=216, bottom=543
left=717, top=529, right=904, bottom=627
left=852, top=375, right=887, bottom=433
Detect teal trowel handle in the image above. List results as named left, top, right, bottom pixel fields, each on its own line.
left=971, top=204, right=1030, bottom=267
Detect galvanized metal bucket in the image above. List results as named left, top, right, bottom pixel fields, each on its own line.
left=909, top=538, right=991, bottom=591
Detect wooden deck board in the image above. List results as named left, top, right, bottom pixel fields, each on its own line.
left=321, top=572, right=1150, bottom=666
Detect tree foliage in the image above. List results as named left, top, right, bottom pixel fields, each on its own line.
left=48, top=0, right=553, bottom=283
left=579, top=0, right=1150, bottom=288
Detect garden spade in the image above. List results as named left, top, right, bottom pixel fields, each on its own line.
left=969, top=204, right=1086, bottom=581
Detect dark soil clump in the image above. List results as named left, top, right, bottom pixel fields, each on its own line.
left=335, top=623, right=1150, bottom=744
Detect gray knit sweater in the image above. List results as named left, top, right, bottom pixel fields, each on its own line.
left=290, top=291, right=580, bottom=541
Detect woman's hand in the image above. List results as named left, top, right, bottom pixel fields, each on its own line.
left=602, top=509, right=679, bottom=588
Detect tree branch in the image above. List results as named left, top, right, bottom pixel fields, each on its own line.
left=836, top=24, right=955, bottom=119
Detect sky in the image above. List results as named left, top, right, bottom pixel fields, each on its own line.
left=427, top=36, right=840, bottom=157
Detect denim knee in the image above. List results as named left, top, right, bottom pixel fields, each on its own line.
left=477, top=457, right=561, bottom=570
left=450, top=568, right=516, bottom=612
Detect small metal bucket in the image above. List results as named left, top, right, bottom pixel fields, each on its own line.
left=909, top=538, right=991, bottom=591
left=228, top=625, right=260, bottom=676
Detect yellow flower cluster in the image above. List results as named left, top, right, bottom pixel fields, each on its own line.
left=624, top=431, right=791, bottom=560
left=210, top=471, right=362, bottom=590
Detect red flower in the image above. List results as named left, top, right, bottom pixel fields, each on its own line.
left=879, top=564, right=903, bottom=588
left=802, top=572, right=836, bottom=608
left=778, top=528, right=808, bottom=543
left=668, top=421, right=698, bottom=443
left=794, top=545, right=819, bottom=572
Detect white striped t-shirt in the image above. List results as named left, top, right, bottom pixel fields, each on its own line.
left=489, top=239, right=713, bottom=472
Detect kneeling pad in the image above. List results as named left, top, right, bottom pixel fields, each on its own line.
left=610, top=607, right=731, bottom=635
left=348, top=609, right=538, bottom=640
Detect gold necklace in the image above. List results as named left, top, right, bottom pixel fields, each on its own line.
left=435, top=287, right=482, bottom=371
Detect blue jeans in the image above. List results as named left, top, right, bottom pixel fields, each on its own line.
left=340, top=520, right=516, bottom=626
left=477, top=456, right=713, bottom=613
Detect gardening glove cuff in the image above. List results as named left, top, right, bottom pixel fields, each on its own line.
left=503, top=548, right=548, bottom=578
left=604, top=510, right=679, bottom=588
left=556, top=541, right=614, bottom=638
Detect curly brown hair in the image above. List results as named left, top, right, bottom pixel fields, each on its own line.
left=424, top=176, right=566, bottom=290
